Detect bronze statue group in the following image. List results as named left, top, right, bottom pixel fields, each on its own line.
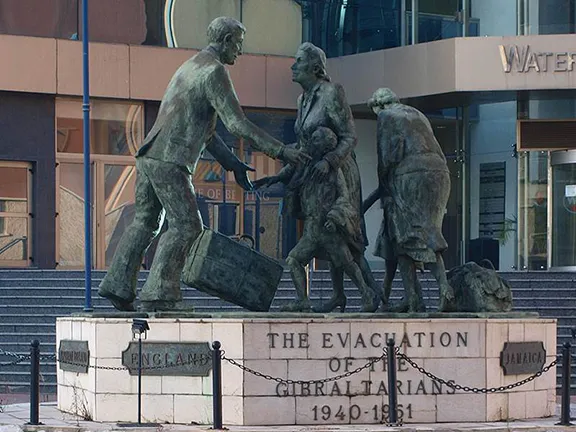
left=98, top=17, right=455, bottom=314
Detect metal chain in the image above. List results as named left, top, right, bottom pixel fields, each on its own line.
left=397, top=349, right=560, bottom=394
left=54, top=355, right=210, bottom=371
left=1, top=347, right=210, bottom=371
left=1, top=345, right=561, bottom=395
left=222, top=351, right=387, bottom=385
left=41, top=353, right=57, bottom=361
left=0, top=356, right=30, bottom=367
left=0, top=348, right=29, bottom=359
left=0, top=348, right=31, bottom=367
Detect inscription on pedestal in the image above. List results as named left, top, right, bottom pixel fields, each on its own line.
left=121, top=342, right=212, bottom=376
left=58, top=340, right=90, bottom=373
left=500, top=341, right=546, bottom=375
left=260, top=329, right=471, bottom=424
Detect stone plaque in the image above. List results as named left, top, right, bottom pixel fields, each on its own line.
left=121, top=342, right=212, bottom=376
left=500, top=341, right=546, bottom=375
left=58, top=340, right=89, bottom=373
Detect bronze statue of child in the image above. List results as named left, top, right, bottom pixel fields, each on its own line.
left=263, top=127, right=380, bottom=312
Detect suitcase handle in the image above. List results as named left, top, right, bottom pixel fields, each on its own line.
left=201, top=225, right=256, bottom=249
left=231, top=234, right=255, bottom=249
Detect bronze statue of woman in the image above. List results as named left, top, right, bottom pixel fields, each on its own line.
left=363, top=88, right=455, bottom=312
left=257, top=42, right=380, bottom=313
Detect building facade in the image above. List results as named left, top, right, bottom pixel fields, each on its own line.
left=0, top=0, right=575, bottom=273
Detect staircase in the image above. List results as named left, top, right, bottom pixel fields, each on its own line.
left=0, top=269, right=575, bottom=395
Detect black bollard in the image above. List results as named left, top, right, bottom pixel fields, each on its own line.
left=137, top=333, right=143, bottom=425
left=28, top=340, right=41, bottom=425
left=212, top=341, right=223, bottom=430
left=386, top=338, right=398, bottom=424
left=557, top=342, right=573, bottom=426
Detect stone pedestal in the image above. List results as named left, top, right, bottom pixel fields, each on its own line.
left=56, top=314, right=557, bottom=425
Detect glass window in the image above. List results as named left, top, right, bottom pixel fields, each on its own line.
left=0, top=216, right=28, bottom=262
left=0, top=0, right=168, bottom=45
left=524, top=0, right=576, bottom=35
left=57, top=162, right=94, bottom=268
left=550, top=161, right=576, bottom=268
left=303, top=0, right=403, bottom=57
left=518, top=151, right=548, bottom=270
left=407, top=0, right=481, bottom=43
left=528, top=98, right=576, bottom=120
left=84, top=0, right=148, bottom=45
left=0, top=166, right=27, bottom=206
left=470, top=0, right=517, bottom=37
left=342, top=0, right=403, bottom=55
left=56, top=99, right=143, bottom=156
left=428, top=119, right=462, bottom=269
left=0, top=162, right=32, bottom=267
left=0, top=0, right=78, bottom=39
left=468, top=101, right=518, bottom=270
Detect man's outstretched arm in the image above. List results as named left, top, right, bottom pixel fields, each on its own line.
left=206, top=133, right=254, bottom=191
left=206, top=65, right=308, bottom=165
left=206, top=133, right=246, bottom=171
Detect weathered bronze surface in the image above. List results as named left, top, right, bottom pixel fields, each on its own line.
left=121, top=341, right=212, bottom=376
left=58, top=340, right=89, bottom=373
left=72, top=311, right=540, bottom=319
left=256, top=42, right=380, bottom=313
left=500, top=341, right=546, bottom=375
left=447, top=260, right=513, bottom=312
left=364, top=88, right=454, bottom=313
left=97, top=17, right=306, bottom=312
left=181, top=230, right=283, bottom=311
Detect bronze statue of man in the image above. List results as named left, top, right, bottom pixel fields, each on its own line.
left=98, top=17, right=307, bottom=312
left=363, top=88, right=454, bottom=312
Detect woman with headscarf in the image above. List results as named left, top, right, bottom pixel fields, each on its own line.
left=363, top=88, right=454, bottom=312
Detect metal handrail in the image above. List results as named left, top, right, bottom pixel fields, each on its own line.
left=0, top=235, right=27, bottom=257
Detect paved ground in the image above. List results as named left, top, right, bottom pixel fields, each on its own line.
left=0, top=402, right=575, bottom=432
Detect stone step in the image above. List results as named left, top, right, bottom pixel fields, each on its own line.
left=1, top=279, right=574, bottom=300
left=0, top=290, right=573, bottom=307
left=0, top=278, right=297, bottom=288
left=0, top=301, right=572, bottom=314
left=0, top=323, right=55, bottom=334
left=1, top=269, right=573, bottom=280
left=1, top=314, right=68, bottom=324
left=0, top=333, right=55, bottom=345
left=512, top=298, right=575, bottom=306
left=0, top=362, right=56, bottom=373
left=0, top=341, right=56, bottom=353
left=0, top=371, right=56, bottom=384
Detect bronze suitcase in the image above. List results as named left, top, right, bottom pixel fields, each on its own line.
left=181, top=229, right=284, bottom=311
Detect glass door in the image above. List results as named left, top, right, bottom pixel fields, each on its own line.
left=56, top=156, right=136, bottom=269
left=550, top=150, right=576, bottom=270
left=0, top=161, right=33, bottom=267
left=55, top=158, right=95, bottom=268
left=56, top=97, right=143, bottom=269
left=432, top=118, right=462, bottom=269
left=97, top=162, right=137, bottom=268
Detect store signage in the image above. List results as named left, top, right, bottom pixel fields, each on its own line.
left=499, top=44, right=576, bottom=73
